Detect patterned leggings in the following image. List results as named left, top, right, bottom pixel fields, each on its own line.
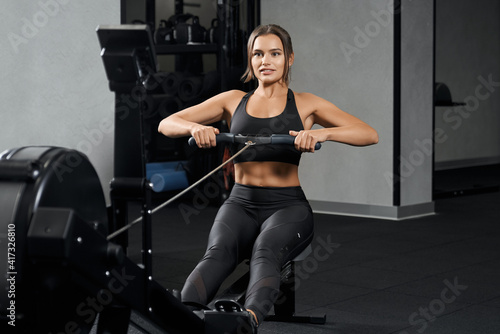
left=181, top=183, right=314, bottom=324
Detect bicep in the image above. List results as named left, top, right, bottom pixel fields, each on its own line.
left=171, top=90, right=240, bottom=125
left=309, top=95, right=368, bottom=128
left=171, top=94, right=225, bottom=125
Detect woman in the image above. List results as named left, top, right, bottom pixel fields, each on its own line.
left=158, top=24, right=378, bottom=330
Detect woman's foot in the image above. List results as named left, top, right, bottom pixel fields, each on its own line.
left=212, top=300, right=259, bottom=333
left=247, top=308, right=259, bottom=333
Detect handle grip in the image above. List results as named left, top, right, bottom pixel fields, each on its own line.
left=188, top=134, right=321, bottom=150
left=269, top=134, right=322, bottom=150
left=188, top=133, right=234, bottom=147
left=187, top=136, right=197, bottom=147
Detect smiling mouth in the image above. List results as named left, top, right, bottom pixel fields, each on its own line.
left=260, top=69, right=274, bottom=74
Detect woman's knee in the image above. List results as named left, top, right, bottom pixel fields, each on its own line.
left=202, top=243, right=238, bottom=267
left=252, top=208, right=314, bottom=265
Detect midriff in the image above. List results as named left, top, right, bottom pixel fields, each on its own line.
left=234, top=161, right=300, bottom=187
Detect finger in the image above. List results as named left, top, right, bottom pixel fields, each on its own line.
left=307, top=136, right=316, bottom=152
left=298, top=133, right=312, bottom=152
left=209, top=128, right=218, bottom=147
left=205, top=130, right=215, bottom=148
left=199, top=130, right=210, bottom=148
left=309, top=141, right=316, bottom=153
left=293, top=133, right=301, bottom=151
left=195, top=135, right=204, bottom=148
left=198, top=133, right=207, bottom=148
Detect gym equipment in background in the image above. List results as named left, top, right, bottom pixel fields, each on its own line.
left=154, top=13, right=207, bottom=45
left=146, top=161, right=189, bottom=193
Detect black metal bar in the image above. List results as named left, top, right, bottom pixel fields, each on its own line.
left=146, top=0, right=156, bottom=32
left=218, top=1, right=228, bottom=91
left=142, top=181, right=153, bottom=307
left=120, top=0, right=127, bottom=24
left=114, top=93, right=144, bottom=178
left=266, top=261, right=326, bottom=324
left=175, top=0, right=184, bottom=14
left=247, top=0, right=255, bottom=34
left=110, top=197, right=130, bottom=252
left=256, top=0, right=261, bottom=26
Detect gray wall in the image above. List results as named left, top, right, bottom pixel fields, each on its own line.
left=262, top=0, right=394, bottom=208
left=434, top=0, right=500, bottom=169
left=1, top=1, right=120, bottom=202
left=262, top=0, right=435, bottom=218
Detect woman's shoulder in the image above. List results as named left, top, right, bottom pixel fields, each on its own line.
left=208, top=89, right=249, bottom=114
left=204, top=89, right=247, bottom=105
left=219, top=89, right=248, bottom=100
left=293, top=91, right=336, bottom=119
left=292, top=91, right=328, bottom=110
left=292, top=90, right=323, bottom=102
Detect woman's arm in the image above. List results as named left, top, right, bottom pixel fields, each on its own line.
left=158, top=90, right=243, bottom=148
left=291, top=92, right=379, bottom=151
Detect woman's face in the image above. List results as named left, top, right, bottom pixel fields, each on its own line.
left=251, top=34, right=293, bottom=85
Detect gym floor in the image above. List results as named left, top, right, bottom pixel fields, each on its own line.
left=124, top=189, right=500, bottom=334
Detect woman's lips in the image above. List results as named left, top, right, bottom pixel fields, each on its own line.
left=260, top=69, right=274, bottom=74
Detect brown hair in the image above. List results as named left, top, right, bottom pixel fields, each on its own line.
left=241, top=24, right=294, bottom=85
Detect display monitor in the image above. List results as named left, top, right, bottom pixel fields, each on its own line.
left=96, top=24, right=157, bottom=85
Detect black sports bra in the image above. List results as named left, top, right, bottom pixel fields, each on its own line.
left=229, top=89, right=304, bottom=165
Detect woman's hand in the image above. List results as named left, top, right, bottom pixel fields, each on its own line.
left=191, top=125, right=220, bottom=148
left=289, top=130, right=325, bottom=152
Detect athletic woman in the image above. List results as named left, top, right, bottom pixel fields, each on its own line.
left=158, top=24, right=378, bottom=331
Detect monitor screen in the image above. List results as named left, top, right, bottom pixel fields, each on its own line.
left=96, top=24, right=157, bottom=84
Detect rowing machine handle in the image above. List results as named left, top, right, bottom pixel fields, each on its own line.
left=188, top=134, right=321, bottom=150
left=269, top=134, right=322, bottom=150
left=187, top=133, right=234, bottom=147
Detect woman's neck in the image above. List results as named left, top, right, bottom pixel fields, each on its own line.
left=255, top=82, right=288, bottom=99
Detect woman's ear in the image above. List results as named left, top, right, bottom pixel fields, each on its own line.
left=289, top=53, right=295, bottom=67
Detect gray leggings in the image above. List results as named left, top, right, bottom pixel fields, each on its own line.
left=181, top=183, right=314, bottom=324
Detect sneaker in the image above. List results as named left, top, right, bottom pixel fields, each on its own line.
left=203, top=299, right=258, bottom=334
